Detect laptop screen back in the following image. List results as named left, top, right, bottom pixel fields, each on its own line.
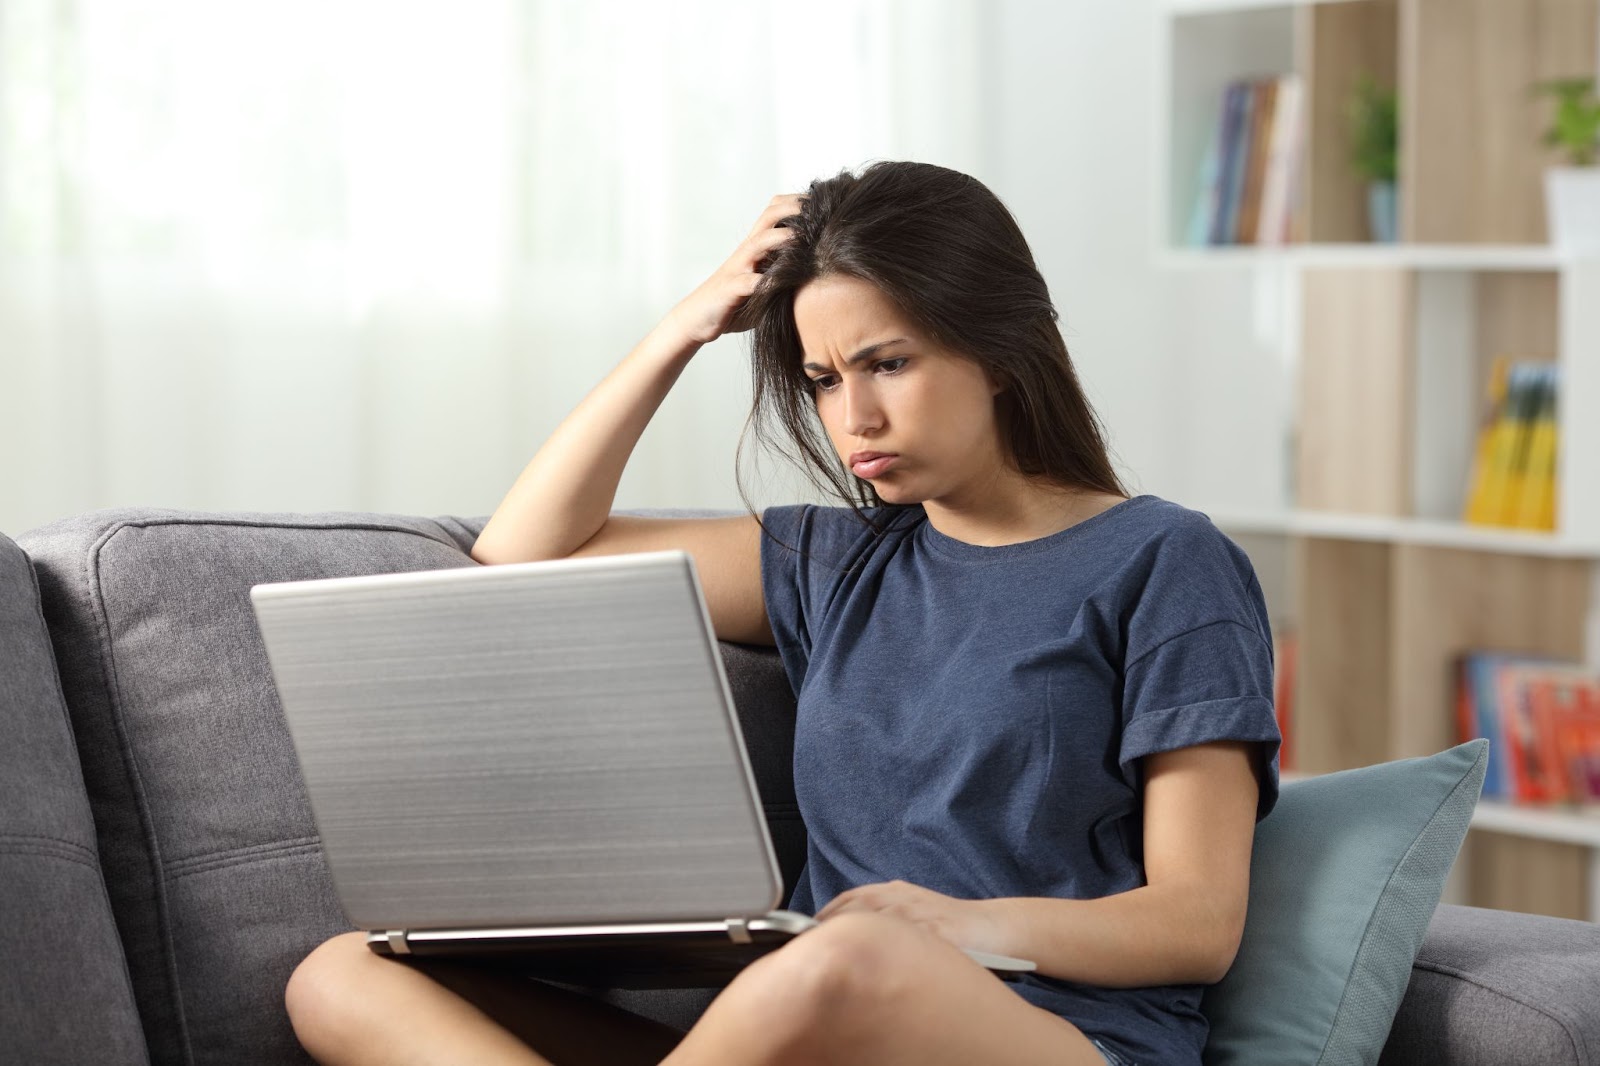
left=250, top=551, right=783, bottom=929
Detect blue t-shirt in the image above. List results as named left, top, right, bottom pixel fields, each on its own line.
left=758, top=493, right=1281, bottom=1066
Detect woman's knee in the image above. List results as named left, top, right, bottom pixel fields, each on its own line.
left=283, top=931, right=384, bottom=1049
left=746, top=912, right=918, bottom=1021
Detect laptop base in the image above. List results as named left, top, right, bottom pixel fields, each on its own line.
left=366, top=912, right=813, bottom=989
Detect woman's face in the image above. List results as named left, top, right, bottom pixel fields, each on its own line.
left=791, top=274, right=1006, bottom=507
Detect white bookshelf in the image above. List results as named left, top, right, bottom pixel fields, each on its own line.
left=1159, top=0, right=1600, bottom=921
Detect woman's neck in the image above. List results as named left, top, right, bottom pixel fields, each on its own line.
left=920, top=477, right=1126, bottom=548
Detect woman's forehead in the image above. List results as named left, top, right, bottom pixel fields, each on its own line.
left=793, top=276, right=917, bottom=360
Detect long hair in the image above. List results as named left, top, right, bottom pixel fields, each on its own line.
left=734, top=160, right=1129, bottom=537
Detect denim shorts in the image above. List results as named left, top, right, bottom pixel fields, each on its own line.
left=1090, top=1038, right=1138, bottom=1066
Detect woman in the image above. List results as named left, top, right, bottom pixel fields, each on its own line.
left=284, top=161, right=1281, bottom=1066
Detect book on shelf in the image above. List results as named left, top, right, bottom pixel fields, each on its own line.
left=1462, top=360, right=1560, bottom=533
left=1456, top=651, right=1600, bottom=810
left=1185, top=74, right=1304, bottom=247
left=1272, top=628, right=1296, bottom=773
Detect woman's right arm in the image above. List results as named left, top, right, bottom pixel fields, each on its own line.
left=469, top=194, right=806, bottom=645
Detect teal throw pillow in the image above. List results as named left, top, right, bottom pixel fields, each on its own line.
left=1201, top=739, right=1489, bottom=1066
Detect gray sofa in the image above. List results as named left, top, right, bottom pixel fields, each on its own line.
left=3, top=506, right=1597, bottom=1066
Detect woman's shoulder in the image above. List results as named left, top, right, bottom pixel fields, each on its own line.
left=1118, top=494, right=1249, bottom=554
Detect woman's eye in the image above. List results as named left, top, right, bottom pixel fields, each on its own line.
left=808, top=358, right=907, bottom=395
left=877, top=357, right=908, bottom=375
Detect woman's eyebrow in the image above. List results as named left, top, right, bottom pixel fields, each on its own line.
left=802, top=337, right=909, bottom=373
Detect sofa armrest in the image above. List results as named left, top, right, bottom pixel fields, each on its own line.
left=1379, top=904, right=1600, bottom=1066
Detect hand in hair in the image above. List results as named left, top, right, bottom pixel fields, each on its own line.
left=661, top=193, right=805, bottom=346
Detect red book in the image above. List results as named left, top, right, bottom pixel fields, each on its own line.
left=1497, top=665, right=1558, bottom=804
left=1273, top=631, right=1296, bottom=772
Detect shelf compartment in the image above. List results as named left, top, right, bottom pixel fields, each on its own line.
left=1300, top=0, right=1397, bottom=243
left=1291, top=539, right=1589, bottom=774
left=1165, top=5, right=1299, bottom=246
left=1295, top=265, right=1569, bottom=537
left=1402, top=0, right=1599, bottom=244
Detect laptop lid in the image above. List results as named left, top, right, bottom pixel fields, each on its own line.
left=249, top=551, right=784, bottom=931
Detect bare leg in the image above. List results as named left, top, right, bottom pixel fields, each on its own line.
left=288, top=916, right=1113, bottom=1066
left=285, top=932, right=686, bottom=1066
left=658, top=912, right=1110, bottom=1066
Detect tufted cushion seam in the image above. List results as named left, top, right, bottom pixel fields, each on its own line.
left=163, top=834, right=322, bottom=873
left=0, top=840, right=102, bottom=869
left=166, top=839, right=325, bottom=883
left=0, top=832, right=100, bottom=863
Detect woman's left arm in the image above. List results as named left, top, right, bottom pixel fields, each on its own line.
left=815, top=739, right=1263, bottom=988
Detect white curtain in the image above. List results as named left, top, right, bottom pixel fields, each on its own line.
left=0, top=0, right=985, bottom=533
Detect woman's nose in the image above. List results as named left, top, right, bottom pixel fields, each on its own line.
left=841, top=380, right=883, bottom=435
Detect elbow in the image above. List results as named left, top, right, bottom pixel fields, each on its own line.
left=1199, top=913, right=1248, bottom=986
left=1201, top=940, right=1241, bottom=986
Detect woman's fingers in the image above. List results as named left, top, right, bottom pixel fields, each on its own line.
left=741, top=224, right=798, bottom=271
left=744, top=193, right=807, bottom=241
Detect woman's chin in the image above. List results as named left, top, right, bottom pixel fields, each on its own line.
left=865, top=477, right=914, bottom=504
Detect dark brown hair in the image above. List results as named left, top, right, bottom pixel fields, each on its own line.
left=734, top=160, right=1128, bottom=535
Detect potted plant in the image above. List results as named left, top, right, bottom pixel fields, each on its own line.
left=1534, top=76, right=1600, bottom=252
left=1348, top=72, right=1399, bottom=243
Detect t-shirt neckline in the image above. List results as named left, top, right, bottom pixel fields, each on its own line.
left=917, top=494, right=1156, bottom=561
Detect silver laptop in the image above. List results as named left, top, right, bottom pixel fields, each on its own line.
left=249, top=550, right=1036, bottom=988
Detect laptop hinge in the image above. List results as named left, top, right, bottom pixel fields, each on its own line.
left=384, top=930, right=412, bottom=956
left=724, top=917, right=752, bottom=945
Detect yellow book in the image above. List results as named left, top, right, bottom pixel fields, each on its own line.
left=1493, top=365, right=1540, bottom=527
left=1464, top=358, right=1514, bottom=526
left=1513, top=365, right=1559, bottom=531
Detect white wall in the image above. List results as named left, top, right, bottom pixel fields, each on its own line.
left=981, top=0, right=1180, bottom=501
left=1, top=0, right=1232, bottom=532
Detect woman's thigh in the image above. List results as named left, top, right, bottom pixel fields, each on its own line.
left=665, top=912, right=1109, bottom=1066
left=396, top=957, right=692, bottom=1065
left=290, top=930, right=690, bottom=1066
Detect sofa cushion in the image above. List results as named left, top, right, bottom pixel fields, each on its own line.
left=0, top=531, right=149, bottom=1066
left=1201, top=739, right=1489, bottom=1066
left=17, top=507, right=801, bottom=1065
left=1379, top=904, right=1600, bottom=1066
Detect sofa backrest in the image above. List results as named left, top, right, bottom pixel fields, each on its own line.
left=0, top=530, right=149, bottom=1066
left=16, top=507, right=804, bottom=1066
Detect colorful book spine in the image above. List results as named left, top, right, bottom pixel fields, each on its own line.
left=1236, top=79, right=1278, bottom=244
left=1456, top=652, right=1600, bottom=807
left=1185, top=93, right=1229, bottom=247
left=1273, top=628, right=1297, bottom=772
left=1255, top=74, right=1303, bottom=246
left=1223, top=81, right=1259, bottom=244
left=1513, top=365, right=1559, bottom=531
left=1463, top=357, right=1512, bottom=526
left=1187, top=76, right=1306, bottom=246
left=1209, top=81, right=1249, bottom=245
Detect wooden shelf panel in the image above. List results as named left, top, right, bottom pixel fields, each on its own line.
left=1403, top=0, right=1599, bottom=244
left=1298, top=267, right=1414, bottom=515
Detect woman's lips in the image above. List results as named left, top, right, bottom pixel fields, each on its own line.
left=851, top=454, right=899, bottom=478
